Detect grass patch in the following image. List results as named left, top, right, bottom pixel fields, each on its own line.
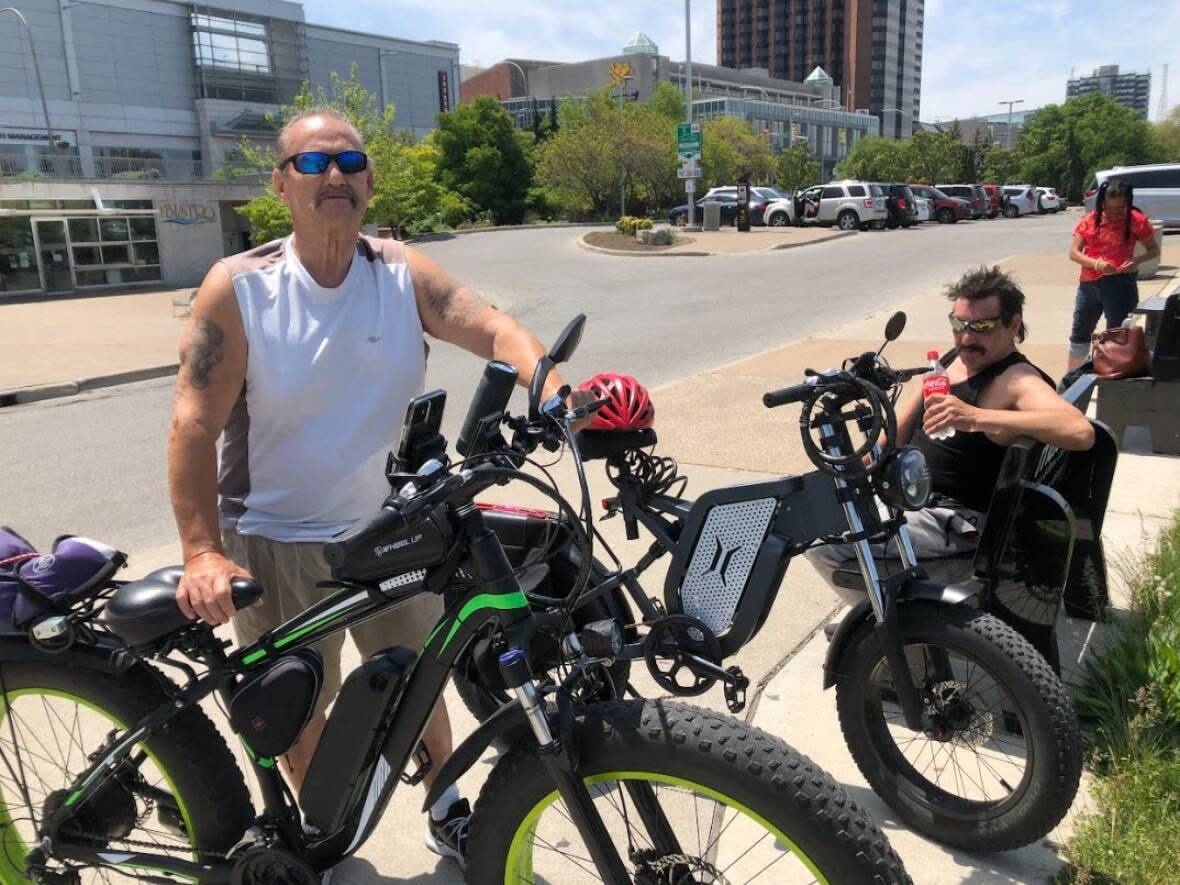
left=1059, top=511, right=1180, bottom=884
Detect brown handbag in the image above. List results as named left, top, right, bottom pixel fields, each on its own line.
left=1092, top=325, right=1150, bottom=379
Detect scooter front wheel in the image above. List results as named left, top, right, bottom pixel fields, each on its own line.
left=834, top=603, right=1082, bottom=852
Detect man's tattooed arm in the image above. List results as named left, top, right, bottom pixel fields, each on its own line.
left=183, top=318, right=225, bottom=390
left=422, top=272, right=488, bottom=326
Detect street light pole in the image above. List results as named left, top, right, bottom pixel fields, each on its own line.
left=684, top=0, right=695, bottom=229
left=1, top=7, right=60, bottom=161
left=998, top=99, right=1023, bottom=149
left=617, top=74, right=632, bottom=218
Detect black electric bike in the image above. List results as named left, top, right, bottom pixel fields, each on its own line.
left=452, top=312, right=1083, bottom=854
left=0, top=320, right=910, bottom=885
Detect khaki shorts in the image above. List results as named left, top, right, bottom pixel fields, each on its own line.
left=223, top=528, right=444, bottom=719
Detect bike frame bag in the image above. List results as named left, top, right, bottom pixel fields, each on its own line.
left=299, top=645, right=418, bottom=834
left=663, top=473, right=847, bottom=657
left=229, top=648, right=324, bottom=759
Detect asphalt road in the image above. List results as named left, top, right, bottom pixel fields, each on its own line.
left=1, top=212, right=1077, bottom=554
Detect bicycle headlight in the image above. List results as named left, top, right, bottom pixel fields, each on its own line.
left=875, top=446, right=931, bottom=511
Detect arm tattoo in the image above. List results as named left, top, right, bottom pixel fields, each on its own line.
left=185, top=318, right=225, bottom=390
left=426, top=275, right=486, bottom=325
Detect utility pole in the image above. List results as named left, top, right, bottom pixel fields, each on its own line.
left=998, top=98, right=1023, bottom=149
left=685, top=0, right=695, bottom=229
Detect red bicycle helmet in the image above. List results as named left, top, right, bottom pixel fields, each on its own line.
left=578, top=373, right=655, bottom=431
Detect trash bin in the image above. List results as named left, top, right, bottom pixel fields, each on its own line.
left=703, top=202, right=721, bottom=231
left=1136, top=222, right=1164, bottom=278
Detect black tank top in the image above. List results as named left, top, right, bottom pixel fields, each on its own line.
left=912, top=351, right=1053, bottom=513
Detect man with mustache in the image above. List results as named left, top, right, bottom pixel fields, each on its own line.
left=167, top=108, right=589, bottom=870
left=808, top=265, right=1094, bottom=577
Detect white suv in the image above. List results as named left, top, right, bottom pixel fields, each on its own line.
left=1001, top=186, right=1038, bottom=217
left=791, top=181, right=888, bottom=230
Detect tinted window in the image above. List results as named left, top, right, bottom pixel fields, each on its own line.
left=870, top=185, right=884, bottom=197
left=932, top=189, right=949, bottom=200
left=847, top=185, right=866, bottom=197
left=821, top=187, right=843, bottom=199
left=1125, top=169, right=1180, bottom=188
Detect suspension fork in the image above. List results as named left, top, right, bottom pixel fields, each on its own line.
left=457, top=504, right=631, bottom=883
left=821, top=421, right=928, bottom=731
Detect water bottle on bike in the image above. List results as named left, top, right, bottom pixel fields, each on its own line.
left=923, top=350, right=956, bottom=440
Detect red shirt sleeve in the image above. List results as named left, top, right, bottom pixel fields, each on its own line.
left=1131, top=210, right=1154, bottom=242
left=1073, top=213, right=1093, bottom=240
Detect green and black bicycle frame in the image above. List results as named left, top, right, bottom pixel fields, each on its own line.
left=32, top=498, right=650, bottom=884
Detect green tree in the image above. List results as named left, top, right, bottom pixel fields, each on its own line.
left=235, top=192, right=292, bottom=242
left=1153, top=105, right=1180, bottom=161
left=648, top=81, right=687, bottom=121
left=546, top=99, right=560, bottom=137
left=434, top=96, right=533, bottom=224
left=1018, top=94, right=1163, bottom=201
left=834, top=136, right=908, bottom=181
left=980, top=146, right=1022, bottom=184
left=775, top=143, right=821, bottom=192
left=534, top=88, right=678, bottom=218
left=907, top=130, right=963, bottom=184
left=699, top=116, right=774, bottom=188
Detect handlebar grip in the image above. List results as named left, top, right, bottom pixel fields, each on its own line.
left=457, top=360, right=518, bottom=456
left=229, top=577, right=264, bottom=610
left=763, top=383, right=815, bottom=408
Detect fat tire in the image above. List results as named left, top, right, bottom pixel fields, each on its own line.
left=834, top=603, right=1082, bottom=852
left=467, top=699, right=911, bottom=884
left=0, top=657, right=254, bottom=858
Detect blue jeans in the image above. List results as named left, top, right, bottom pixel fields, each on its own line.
left=1069, top=274, right=1139, bottom=359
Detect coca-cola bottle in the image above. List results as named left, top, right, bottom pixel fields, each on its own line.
left=923, top=350, right=956, bottom=440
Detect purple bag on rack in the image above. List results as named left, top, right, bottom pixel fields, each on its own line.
left=0, top=527, right=125, bottom=630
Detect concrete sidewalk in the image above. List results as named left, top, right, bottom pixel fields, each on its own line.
left=8, top=229, right=1180, bottom=883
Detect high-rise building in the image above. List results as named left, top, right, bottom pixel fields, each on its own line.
left=717, top=0, right=923, bottom=138
left=1066, top=65, right=1151, bottom=119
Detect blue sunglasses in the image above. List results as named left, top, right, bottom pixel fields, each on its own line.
left=279, top=150, right=368, bottom=175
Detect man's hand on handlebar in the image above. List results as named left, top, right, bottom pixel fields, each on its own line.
left=566, top=387, right=598, bottom=432
left=177, top=550, right=256, bottom=626
left=923, top=393, right=979, bottom=436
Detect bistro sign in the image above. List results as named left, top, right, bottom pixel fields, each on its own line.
left=160, top=202, right=217, bottom=225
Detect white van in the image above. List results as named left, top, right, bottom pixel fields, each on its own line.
left=1084, top=164, right=1180, bottom=229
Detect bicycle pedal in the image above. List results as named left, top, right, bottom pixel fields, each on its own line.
left=723, top=666, right=749, bottom=714
left=400, top=740, right=432, bottom=786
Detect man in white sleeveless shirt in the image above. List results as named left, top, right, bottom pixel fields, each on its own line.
left=167, top=108, right=586, bottom=869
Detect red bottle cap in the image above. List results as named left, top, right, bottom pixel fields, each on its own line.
left=926, top=350, right=940, bottom=360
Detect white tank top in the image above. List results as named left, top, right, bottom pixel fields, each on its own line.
left=217, top=235, right=426, bottom=542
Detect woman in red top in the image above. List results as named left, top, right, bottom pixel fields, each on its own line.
left=1066, top=177, right=1160, bottom=370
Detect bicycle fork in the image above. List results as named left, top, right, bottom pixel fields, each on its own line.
left=499, top=648, right=632, bottom=884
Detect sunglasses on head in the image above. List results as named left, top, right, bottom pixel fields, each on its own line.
left=948, top=313, right=1005, bottom=334
left=279, top=150, right=368, bottom=175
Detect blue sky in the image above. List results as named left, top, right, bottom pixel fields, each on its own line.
left=313, top=0, right=1177, bottom=122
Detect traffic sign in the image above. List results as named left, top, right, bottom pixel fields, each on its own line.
left=677, top=160, right=702, bottom=179
left=677, top=122, right=702, bottom=159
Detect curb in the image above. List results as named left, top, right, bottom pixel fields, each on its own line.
left=407, top=222, right=613, bottom=244
left=576, top=228, right=854, bottom=258
left=0, top=364, right=179, bottom=409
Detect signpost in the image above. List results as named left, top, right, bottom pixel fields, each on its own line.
left=677, top=121, right=702, bottom=226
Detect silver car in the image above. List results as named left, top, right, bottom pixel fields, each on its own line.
left=794, top=180, right=888, bottom=231
left=1084, top=164, right=1180, bottom=229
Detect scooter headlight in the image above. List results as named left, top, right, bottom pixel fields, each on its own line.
left=875, top=446, right=931, bottom=511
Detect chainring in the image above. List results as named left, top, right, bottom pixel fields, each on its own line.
left=231, top=848, right=319, bottom=885
left=643, top=615, right=723, bottom=697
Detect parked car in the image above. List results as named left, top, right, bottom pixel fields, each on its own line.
left=910, top=185, right=971, bottom=223
left=913, top=195, right=932, bottom=223
left=936, top=184, right=988, bottom=220
left=669, top=185, right=780, bottom=226
left=1001, top=186, right=1038, bottom=217
left=875, top=182, right=919, bottom=228
left=980, top=184, right=1004, bottom=217
left=1084, top=164, right=1180, bottom=229
left=791, top=180, right=888, bottom=231
left=1035, top=187, right=1063, bottom=213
